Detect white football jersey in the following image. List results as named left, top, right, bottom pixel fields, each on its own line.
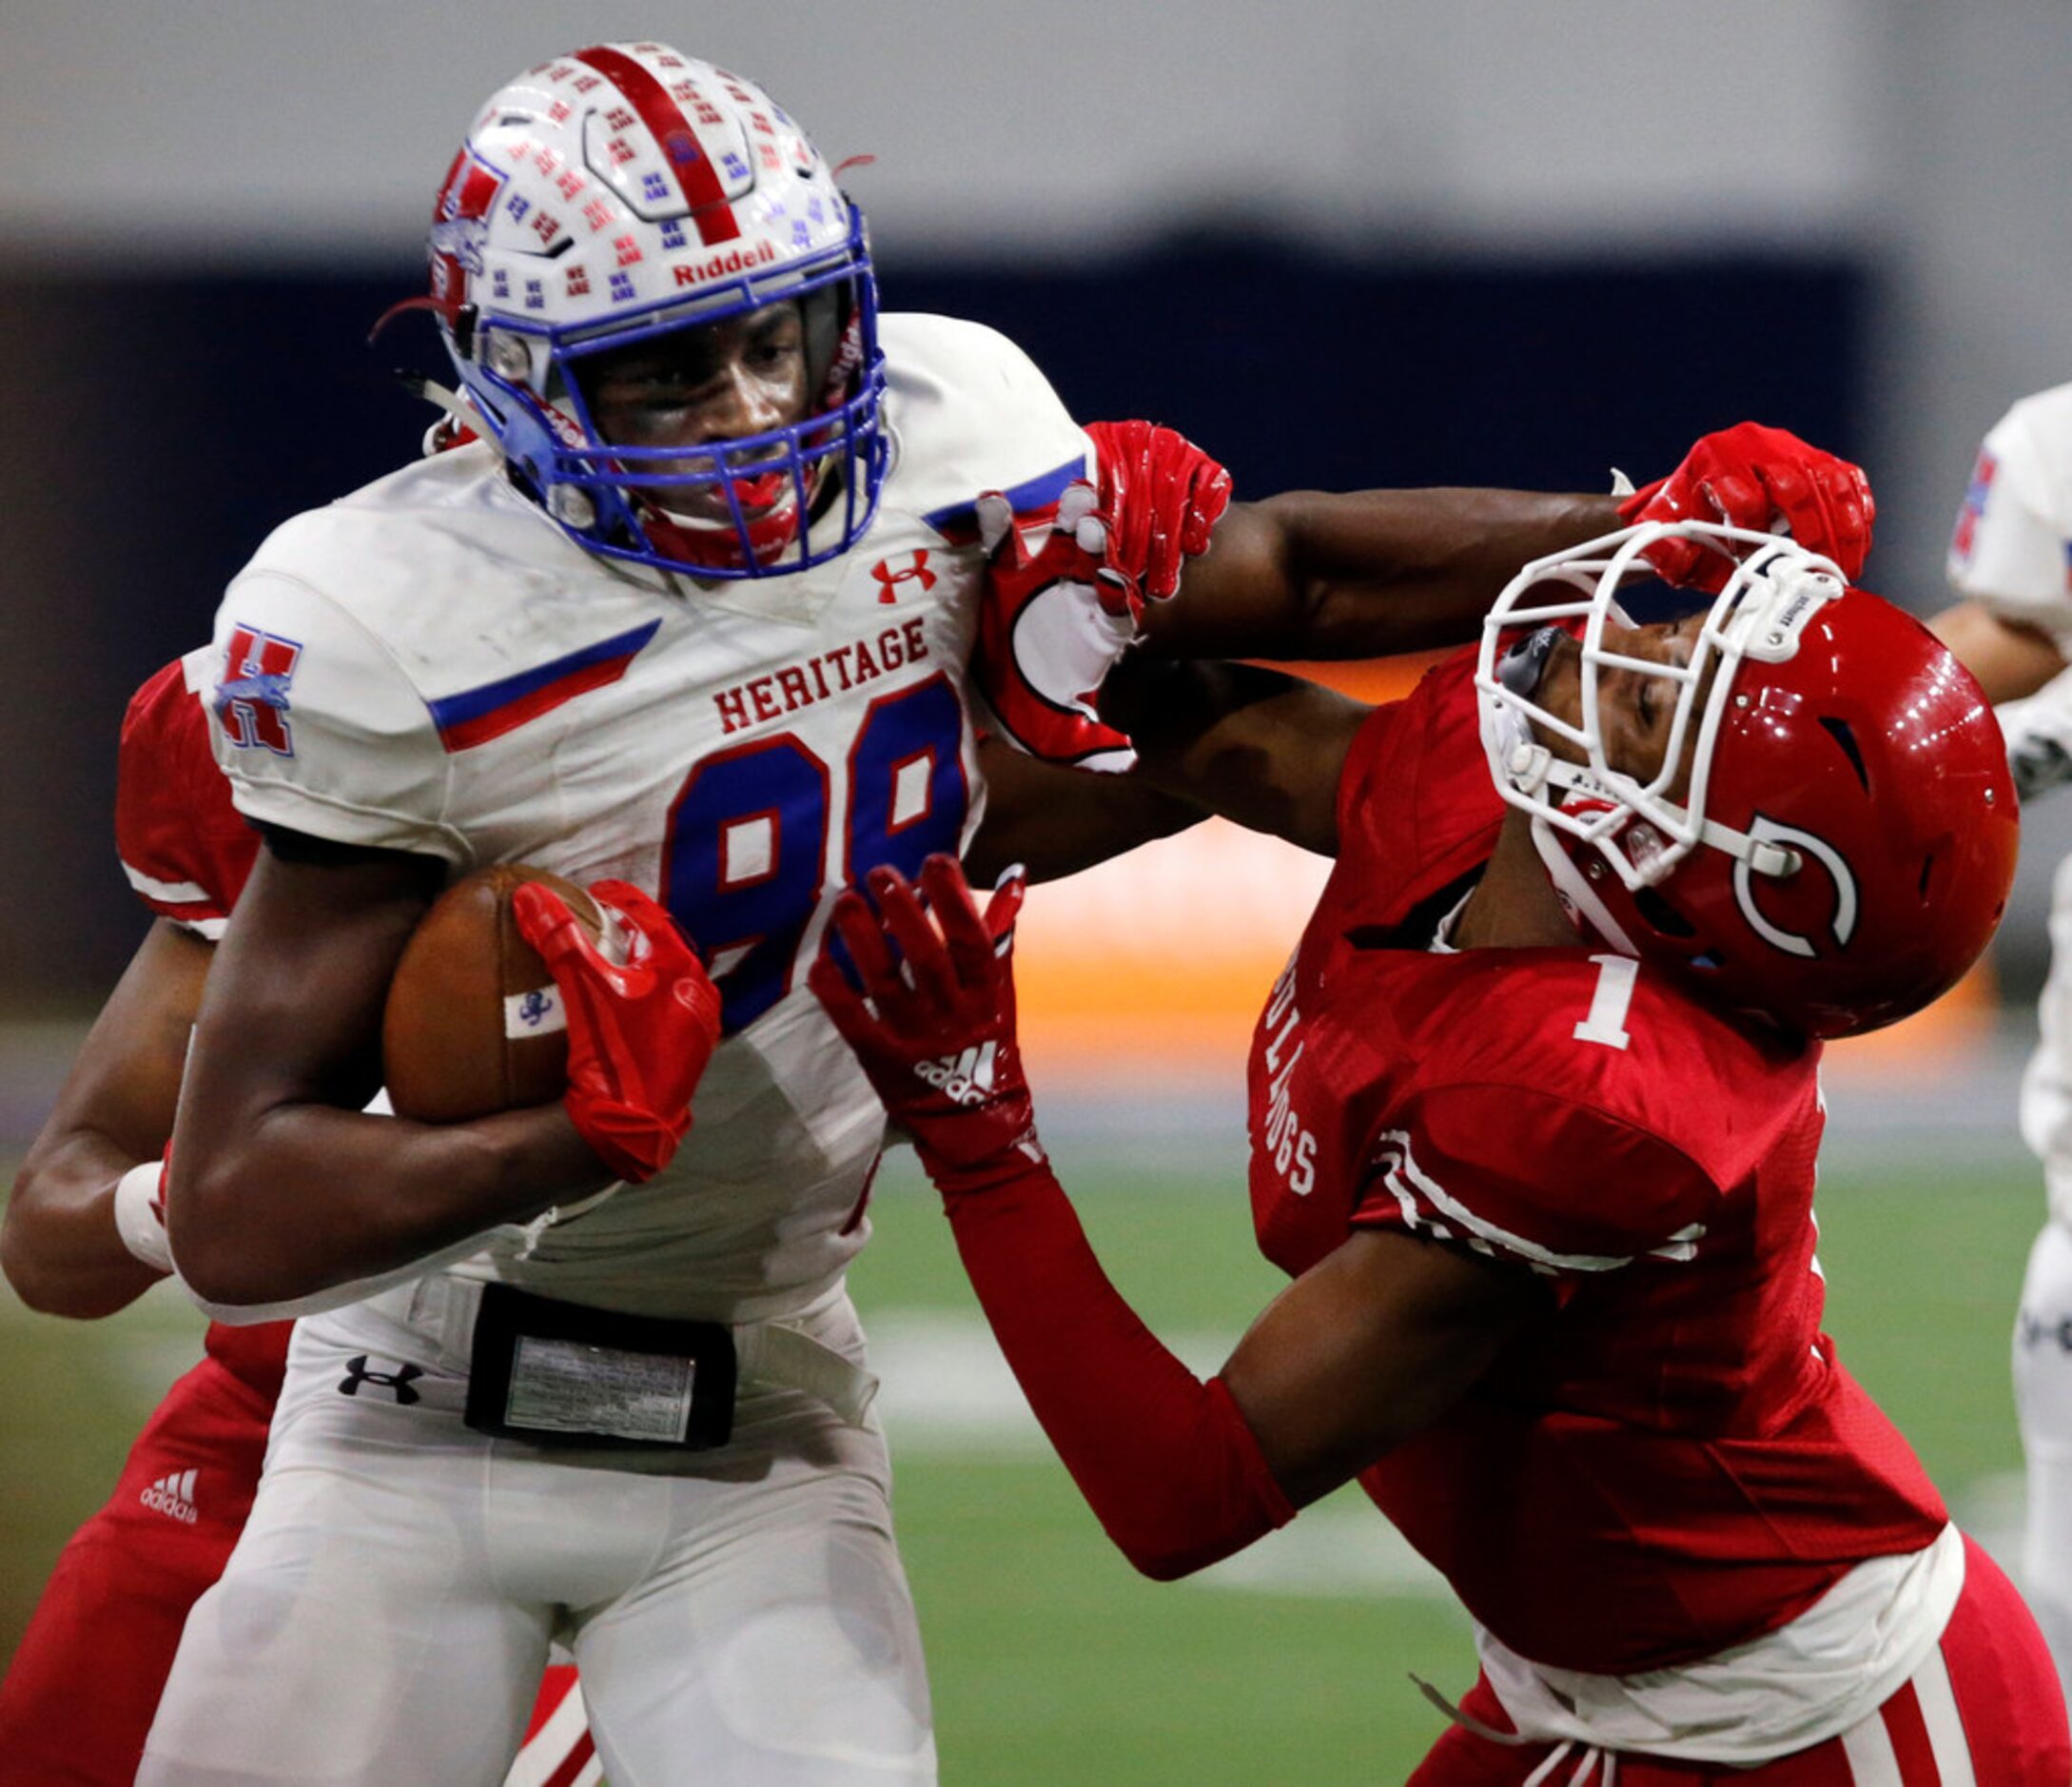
left=206, top=313, right=1090, bottom=1320
left=1947, top=383, right=2072, bottom=1222
left=1947, top=382, right=2072, bottom=640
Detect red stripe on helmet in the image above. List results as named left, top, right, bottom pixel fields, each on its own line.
left=573, top=46, right=742, bottom=245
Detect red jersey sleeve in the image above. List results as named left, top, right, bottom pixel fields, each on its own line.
left=115, top=655, right=259, bottom=936
left=1353, top=1083, right=1720, bottom=1282
left=1326, top=651, right=1505, bottom=933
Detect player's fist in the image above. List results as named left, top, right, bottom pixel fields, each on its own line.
left=1621, top=422, right=1874, bottom=591
left=511, top=878, right=721, bottom=1184
left=810, top=857, right=1042, bottom=1192
left=968, top=422, right=1231, bottom=770
left=1082, top=420, right=1233, bottom=619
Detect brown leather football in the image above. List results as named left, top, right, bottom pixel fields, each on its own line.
left=381, top=863, right=605, bottom=1123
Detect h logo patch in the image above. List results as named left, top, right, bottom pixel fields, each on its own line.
left=215, top=624, right=303, bottom=756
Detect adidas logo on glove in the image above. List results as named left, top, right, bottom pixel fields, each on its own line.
left=914, top=1043, right=998, bottom=1106
left=141, top=1468, right=201, bottom=1525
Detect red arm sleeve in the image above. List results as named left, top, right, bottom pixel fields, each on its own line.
left=940, top=1157, right=1298, bottom=1580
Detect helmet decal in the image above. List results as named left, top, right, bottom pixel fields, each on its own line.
left=1731, top=816, right=1859, bottom=959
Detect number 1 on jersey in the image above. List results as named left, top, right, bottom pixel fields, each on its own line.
left=1573, top=952, right=1638, bottom=1051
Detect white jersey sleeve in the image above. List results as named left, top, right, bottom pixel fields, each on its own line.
left=1948, top=383, right=2072, bottom=645
left=206, top=566, right=466, bottom=863
left=876, top=314, right=1091, bottom=521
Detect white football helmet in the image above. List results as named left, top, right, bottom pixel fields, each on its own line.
left=420, top=44, right=886, bottom=579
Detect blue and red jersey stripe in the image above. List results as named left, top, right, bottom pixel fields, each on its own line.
left=924, top=456, right=1089, bottom=547
left=427, top=619, right=661, bottom=752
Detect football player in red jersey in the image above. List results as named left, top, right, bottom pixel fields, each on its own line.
left=814, top=520, right=2071, bottom=1781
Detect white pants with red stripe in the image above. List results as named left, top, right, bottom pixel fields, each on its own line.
left=140, top=1290, right=934, bottom=1786
left=1407, top=1536, right=2069, bottom=1783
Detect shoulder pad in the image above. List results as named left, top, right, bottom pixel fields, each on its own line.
left=877, top=314, right=1091, bottom=537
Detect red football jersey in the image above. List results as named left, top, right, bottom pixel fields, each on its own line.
left=115, top=656, right=285, bottom=1400
left=1246, top=654, right=1947, bottom=1675
left=116, top=656, right=260, bottom=939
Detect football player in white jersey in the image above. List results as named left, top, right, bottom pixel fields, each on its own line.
left=140, top=43, right=1883, bottom=1785
left=1933, top=382, right=2072, bottom=1707
left=0, top=647, right=1188, bottom=1783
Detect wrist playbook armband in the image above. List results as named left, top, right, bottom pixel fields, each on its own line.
left=112, top=1158, right=174, bottom=1273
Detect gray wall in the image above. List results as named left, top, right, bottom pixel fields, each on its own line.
left=10, top=3, right=1884, bottom=259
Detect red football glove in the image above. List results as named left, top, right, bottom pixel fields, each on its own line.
left=1619, top=422, right=1875, bottom=591
left=808, top=855, right=1040, bottom=1193
left=1082, top=420, right=1234, bottom=619
left=511, top=878, right=722, bottom=1184
left=968, top=422, right=1232, bottom=767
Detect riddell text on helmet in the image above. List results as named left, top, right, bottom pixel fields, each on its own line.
left=674, top=242, right=779, bottom=287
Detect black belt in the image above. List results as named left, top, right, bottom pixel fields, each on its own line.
left=463, top=1282, right=739, bottom=1450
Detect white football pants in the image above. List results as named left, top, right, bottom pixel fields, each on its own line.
left=2016, top=1217, right=2072, bottom=1710
left=140, top=1285, right=935, bottom=1786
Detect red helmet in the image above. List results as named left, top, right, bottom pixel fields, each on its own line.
left=1476, top=522, right=2018, bottom=1039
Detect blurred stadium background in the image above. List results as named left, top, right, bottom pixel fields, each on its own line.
left=4, top=2, right=2070, bottom=1777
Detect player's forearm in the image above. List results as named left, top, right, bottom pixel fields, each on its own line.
left=962, top=764, right=1206, bottom=887
left=1274, top=487, right=1625, bottom=658
left=1, top=1133, right=166, bottom=1319
left=1929, top=600, right=2068, bottom=705
left=166, top=1101, right=611, bottom=1306
left=937, top=1157, right=1296, bottom=1580
left=1099, top=658, right=1363, bottom=854
left=1147, top=489, right=1620, bottom=661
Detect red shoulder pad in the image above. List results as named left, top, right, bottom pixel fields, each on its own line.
left=1324, top=651, right=1505, bottom=933
left=116, top=658, right=258, bottom=933
left=1354, top=1082, right=1720, bottom=1279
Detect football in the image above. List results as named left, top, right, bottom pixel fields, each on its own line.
left=381, top=862, right=606, bottom=1123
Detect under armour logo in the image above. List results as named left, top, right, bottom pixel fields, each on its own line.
left=870, top=550, right=936, bottom=604
left=338, top=1356, right=425, bottom=1404
left=517, top=989, right=554, bottom=1028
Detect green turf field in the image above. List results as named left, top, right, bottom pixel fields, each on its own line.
left=0, top=1143, right=2043, bottom=1782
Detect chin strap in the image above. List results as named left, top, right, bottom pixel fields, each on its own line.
left=1529, top=817, right=1641, bottom=955
left=400, top=374, right=498, bottom=463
